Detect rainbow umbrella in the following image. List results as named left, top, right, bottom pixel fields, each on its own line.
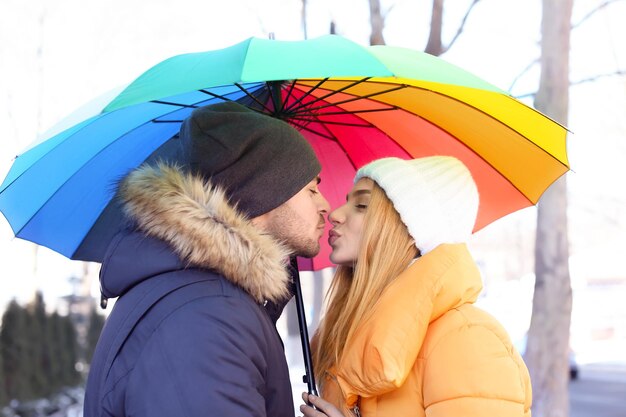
left=0, top=34, right=569, bottom=396
left=0, top=35, right=568, bottom=270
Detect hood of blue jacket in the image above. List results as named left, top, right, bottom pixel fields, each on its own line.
left=99, top=163, right=293, bottom=303
left=99, top=230, right=185, bottom=298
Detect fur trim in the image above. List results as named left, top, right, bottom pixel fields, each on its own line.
left=119, top=163, right=291, bottom=304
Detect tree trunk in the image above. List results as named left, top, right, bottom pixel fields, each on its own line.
left=425, top=0, right=444, bottom=56
left=525, top=1, right=573, bottom=416
left=287, top=298, right=300, bottom=336
left=310, top=270, right=326, bottom=332
left=369, top=0, right=386, bottom=45
left=301, top=0, right=308, bottom=40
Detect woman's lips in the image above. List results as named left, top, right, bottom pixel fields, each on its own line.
left=328, top=230, right=340, bottom=246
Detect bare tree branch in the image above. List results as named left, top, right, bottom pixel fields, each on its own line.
left=573, top=202, right=625, bottom=227
left=572, top=0, right=626, bottom=29
left=442, top=0, right=481, bottom=54
left=514, top=69, right=626, bottom=99
left=5, top=92, right=19, bottom=151
left=511, top=0, right=624, bottom=95
left=508, top=58, right=540, bottom=92
left=242, top=2, right=269, bottom=37
left=383, top=3, right=397, bottom=17
left=570, top=69, right=626, bottom=85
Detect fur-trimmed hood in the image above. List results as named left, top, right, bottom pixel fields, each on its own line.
left=102, top=163, right=292, bottom=304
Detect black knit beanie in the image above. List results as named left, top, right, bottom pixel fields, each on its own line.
left=177, top=101, right=321, bottom=218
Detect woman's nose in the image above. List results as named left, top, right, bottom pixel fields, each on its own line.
left=328, top=205, right=344, bottom=225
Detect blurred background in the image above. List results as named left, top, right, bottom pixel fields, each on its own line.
left=0, top=0, right=625, bottom=416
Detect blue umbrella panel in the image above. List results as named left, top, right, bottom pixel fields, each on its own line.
left=0, top=84, right=262, bottom=261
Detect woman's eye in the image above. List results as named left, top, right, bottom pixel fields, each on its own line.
left=355, top=204, right=368, bottom=209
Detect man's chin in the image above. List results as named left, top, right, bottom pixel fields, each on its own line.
left=293, top=242, right=321, bottom=259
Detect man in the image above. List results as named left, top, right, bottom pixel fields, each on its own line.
left=84, top=102, right=330, bottom=417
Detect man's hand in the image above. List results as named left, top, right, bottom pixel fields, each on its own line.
left=299, top=393, right=345, bottom=417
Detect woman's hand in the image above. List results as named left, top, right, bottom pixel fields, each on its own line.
left=299, top=393, right=345, bottom=417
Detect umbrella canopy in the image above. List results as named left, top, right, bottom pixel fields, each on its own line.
left=0, top=35, right=569, bottom=271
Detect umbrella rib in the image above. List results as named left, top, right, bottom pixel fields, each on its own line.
left=287, top=77, right=372, bottom=114
left=199, top=89, right=235, bottom=102
left=296, top=107, right=398, bottom=117
left=197, top=82, right=265, bottom=102
left=281, top=80, right=298, bottom=113
left=283, top=78, right=329, bottom=113
left=288, top=115, right=374, bottom=128
left=292, top=84, right=406, bottom=114
left=292, top=102, right=390, bottom=131
left=305, top=114, right=361, bottom=171
left=316, top=115, right=342, bottom=139
left=150, top=100, right=199, bottom=108
left=232, top=85, right=271, bottom=113
left=288, top=120, right=337, bottom=141
left=298, top=111, right=339, bottom=139
left=152, top=86, right=259, bottom=123
left=234, top=83, right=274, bottom=114
left=415, top=84, right=570, bottom=171
left=266, top=81, right=285, bottom=115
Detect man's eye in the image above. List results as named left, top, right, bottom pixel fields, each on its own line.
left=310, top=188, right=318, bottom=195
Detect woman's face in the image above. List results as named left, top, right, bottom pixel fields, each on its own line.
left=328, top=178, right=374, bottom=266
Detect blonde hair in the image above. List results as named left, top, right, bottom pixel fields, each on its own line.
left=313, top=182, right=419, bottom=386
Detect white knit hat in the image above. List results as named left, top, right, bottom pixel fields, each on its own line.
left=355, top=156, right=479, bottom=255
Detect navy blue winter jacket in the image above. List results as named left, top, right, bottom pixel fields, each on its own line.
left=84, top=165, right=296, bottom=417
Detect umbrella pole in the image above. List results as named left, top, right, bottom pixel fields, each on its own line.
left=291, top=257, right=319, bottom=397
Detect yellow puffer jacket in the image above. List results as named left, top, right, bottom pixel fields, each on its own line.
left=320, top=243, right=532, bottom=417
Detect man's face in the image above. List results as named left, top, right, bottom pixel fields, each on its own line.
left=255, top=177, right=330, bottom=258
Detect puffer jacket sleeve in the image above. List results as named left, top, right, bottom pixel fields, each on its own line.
left=121, top=296, right=272, bottom=417
left=420, top=308, right=532, bottom=417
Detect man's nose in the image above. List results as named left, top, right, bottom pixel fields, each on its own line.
left=318, top=192, right=331, bottom=214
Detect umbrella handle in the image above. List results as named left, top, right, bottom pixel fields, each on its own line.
left=291, top=257, right=319, bottom=397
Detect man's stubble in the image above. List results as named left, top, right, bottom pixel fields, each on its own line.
left=264, top=203, right=322, bottom=258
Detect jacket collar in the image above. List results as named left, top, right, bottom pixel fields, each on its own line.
left=417, top=243, right=483, bottom=323
left=114, top=163, right=292, bottom=304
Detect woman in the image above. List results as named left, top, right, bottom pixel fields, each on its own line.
left=301, top=156, right=532, bottom=417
